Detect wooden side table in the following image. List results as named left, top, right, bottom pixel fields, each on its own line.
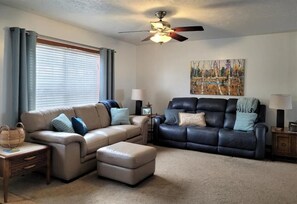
left=0, top=142, right=50, bottom=203
left=271, top=127, right=297, bottom=159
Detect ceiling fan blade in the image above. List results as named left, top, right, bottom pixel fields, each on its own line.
left=142, top=34, right=155, bottom=41
left=173, top=26, right=204, bottom=32
left=118, top=30, right=149, bottom=34
left=170, top=33, right=188, bottom=42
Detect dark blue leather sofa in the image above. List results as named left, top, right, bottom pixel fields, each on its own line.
left=153, top=97, right=268, bottom=159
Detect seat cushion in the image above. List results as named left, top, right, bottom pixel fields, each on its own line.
left=95, top=127, right=127, bottom=144
left=96, top=141, right=157, bottom=169
left=159, top=124, right=187, bottom=142
left=187, top=126, right=219, bottom=146
left=109, top=125, right=141, bottom=139
left=218, top=129, right=256, bottom=150
left=84, top=130, right=109, bottom=154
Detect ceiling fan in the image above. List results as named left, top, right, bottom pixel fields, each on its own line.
left=119, top=11, right=204, bottom=44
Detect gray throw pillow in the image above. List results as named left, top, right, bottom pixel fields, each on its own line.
left=164, top=109, right=185, bottom=125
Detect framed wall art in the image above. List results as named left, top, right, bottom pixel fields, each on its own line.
left=190, top=59, right=245, bottom=96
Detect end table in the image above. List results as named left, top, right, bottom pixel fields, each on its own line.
left=271, top=126, right=297, bottom=159
left=0, top=142, right=50, bottom=203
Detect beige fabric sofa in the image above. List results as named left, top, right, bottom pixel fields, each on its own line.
left=21, top=103, right=149, bottom=181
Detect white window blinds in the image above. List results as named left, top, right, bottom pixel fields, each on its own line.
left=36, top=43, right=100, bottom=109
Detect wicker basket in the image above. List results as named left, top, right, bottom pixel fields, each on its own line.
left=0, top=122, right=25, bottom=149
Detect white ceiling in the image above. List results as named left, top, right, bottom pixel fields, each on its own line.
left=1, top=0, right=297, bottom=45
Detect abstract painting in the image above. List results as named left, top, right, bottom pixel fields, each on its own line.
left=190, top=59, right=245, bottom=96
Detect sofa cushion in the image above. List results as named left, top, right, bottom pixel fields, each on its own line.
left=109, top=125, right=141, bottom=139
left=224, top=99, right=237, bottom=129
left=21, top=107, right=76, bottom=132
left=164, top=109, right=185, bottom=125
left=51, top=113, right=75, bottom=133
left=170, top=97, right=198, bottom=112
left=198, top=111, right=225, bottom=128
left=95, top=103, right=111, bottom=128
left=84, top=130, right=109, bottom=154
left=196, top=98, right=227, bottom=112
left=73, top=105, right=101, bottom=130
left=71, top=117, right=88, bottom=136
left=21, top=110, right=46, bottom=133
left=234, top=112, right=257, bottom=131
left=225, top=99, right=238, bottom=113
left=159, top=124, right=187, bottom=142
left=224, top=114, right=236, bottom=129
left=95, top=127, right=127, bottom=144
left=179, top=112, right=206, bottom=127
left=110, top=108, right=131, bottom=125
left=218, top=129, right=256, bottom=150
left=187, top=127, right=219, bottom=146
left=196, top=98, right=227, bottom=128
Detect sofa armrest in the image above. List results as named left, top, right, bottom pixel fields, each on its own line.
left=254, top=123, right=268, bottom=159
left=28, top=130, right=88, bottom=157
left=129, top=115, right=149, bottom=144
left=129, top=115, right=149, bottom=126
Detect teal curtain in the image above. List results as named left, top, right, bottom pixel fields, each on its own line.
left=99, top=48, right=115, bottom=100
left=10, top=27, right=37, bottom=123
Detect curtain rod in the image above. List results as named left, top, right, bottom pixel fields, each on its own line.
left=10, top=28, right=115, bottom=53
left=38, top=34, right=100, bottom=51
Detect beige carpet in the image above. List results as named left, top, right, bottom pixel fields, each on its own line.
left=1, top=145, right=297, bottom=204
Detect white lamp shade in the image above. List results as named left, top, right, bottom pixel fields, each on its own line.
left=131, top=89, right=144, bottom=101
left=269, top=94, right=292, bottom=110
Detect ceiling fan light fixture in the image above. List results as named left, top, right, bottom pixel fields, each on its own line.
left=150, top=33, right=172, bottom=44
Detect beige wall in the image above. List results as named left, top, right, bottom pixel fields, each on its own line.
left=0, top=4, right=137, bottom=125
left=136, top=32, right=297, bottom=144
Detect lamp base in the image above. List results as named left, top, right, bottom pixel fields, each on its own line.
left=276, top=109, right=284, bottom=129
left=135, top=100, right=142, bottom=115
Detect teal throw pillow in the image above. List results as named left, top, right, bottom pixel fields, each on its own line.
left=71, top=117, right=88, bottom=136
left=234, top=111, right=258, bottom=131
left=164, top=109, right=185, bottom=125
left=110, top=108, right=131, bottom=125
left=51, top=113, right=75, bottom=133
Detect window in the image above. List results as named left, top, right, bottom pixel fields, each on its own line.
left=36, top=39, right=100, bottom=109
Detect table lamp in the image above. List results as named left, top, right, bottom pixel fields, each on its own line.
left=131, top=89, right=144, bottom=115
left=269, top=94, right=292, bottom=129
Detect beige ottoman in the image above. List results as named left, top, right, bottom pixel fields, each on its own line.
left=96, top=141, right=157, bottom=185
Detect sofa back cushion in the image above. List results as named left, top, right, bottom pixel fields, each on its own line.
left=258, top=105, right=266, bottom=123
left=73, top=104, right=101, bottom=130
left=95, top=103, right=111, bottom=128
left=224, top=98, right=237, bottom=129
left=21, top=107, right=76, bottom=133
left=224, top=99, right=266, bottom=129
left=196, top=98, right=227, bottom=128
left=169, top=97, right=198, bottom=113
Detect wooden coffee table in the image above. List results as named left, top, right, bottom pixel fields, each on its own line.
left=0, top=142, right=50, bottom=203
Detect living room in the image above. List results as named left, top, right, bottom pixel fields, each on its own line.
left=0, top=0, right=297, bottom=203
